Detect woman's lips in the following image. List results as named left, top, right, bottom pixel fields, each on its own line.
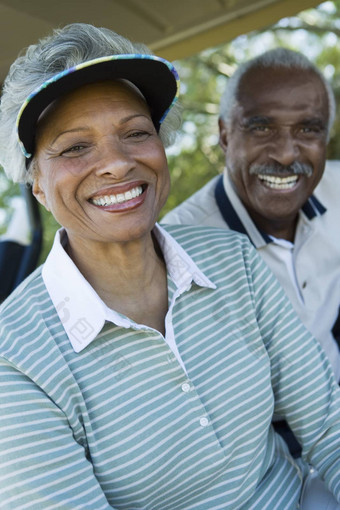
left=90, top=185, right=143, bottom=206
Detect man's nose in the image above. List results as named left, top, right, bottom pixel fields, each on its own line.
left=94, top=140, right=135, bottom=179
left=267, top=130, right=300, bottom=167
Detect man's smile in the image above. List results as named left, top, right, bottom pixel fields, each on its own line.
left=257, top=174, right=299, bottom=190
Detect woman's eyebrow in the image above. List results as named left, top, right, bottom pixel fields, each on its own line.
left=118, top=113, right=151, bottom=125
left=50, top=127, right=89, bottom=146
left=50, top=114, right=151, bottom=145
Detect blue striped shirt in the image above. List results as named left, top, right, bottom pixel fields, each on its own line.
left=1, top=225, right=340, bottom=509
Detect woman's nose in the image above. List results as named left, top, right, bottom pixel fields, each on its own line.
left=93, top=140, right=135, bottom=179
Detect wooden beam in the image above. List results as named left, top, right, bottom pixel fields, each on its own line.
left=151, top=0, right=321, bottom=60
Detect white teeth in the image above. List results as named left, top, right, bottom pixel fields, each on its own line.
left=258, top=174, right=298, bottom=189
left=91, top=186, right=143, bottom=206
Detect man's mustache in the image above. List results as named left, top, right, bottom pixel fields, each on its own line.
left=249, top=162, right=313, bottom=177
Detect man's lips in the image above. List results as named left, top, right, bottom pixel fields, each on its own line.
left=257, top=174, right=299, bottom=190
left=90, top=185, right=144, bottom=206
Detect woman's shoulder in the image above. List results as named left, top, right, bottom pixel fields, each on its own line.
left=0, top=265, right=44, bottom=316
left=161, top=224, right=260, bottom=284
left=162, top=223, right=253, bottom=257
left=0, top=266, right=50, bottom=353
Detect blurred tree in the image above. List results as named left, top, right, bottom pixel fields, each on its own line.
left=0, top=174, right=20, bottom=235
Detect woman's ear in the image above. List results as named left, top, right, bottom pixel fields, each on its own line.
left=218, top=117, right=228, bottom=153
left=32, top=175, right=50, bottom=211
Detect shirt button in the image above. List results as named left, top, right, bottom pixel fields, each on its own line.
left=302, top=281, right=307, bottom=289
left=181, top=382, right=191, bottom=393
left=199, top=417, right=209, bottom=427
left=167, top=354, right=175, bottom=364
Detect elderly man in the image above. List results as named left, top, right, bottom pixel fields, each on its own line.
left=163, top=48, right=340, bottom=385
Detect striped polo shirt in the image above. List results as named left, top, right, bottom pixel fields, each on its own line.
left=1, top=224, right=340, bottom=509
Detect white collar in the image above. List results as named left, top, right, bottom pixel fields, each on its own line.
left=42, top=224, right=215, bottom=353
left=223, top=170, right=269, bottom=248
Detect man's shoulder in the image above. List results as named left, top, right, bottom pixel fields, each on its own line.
left=324, top=160, right=340, bottom=173
left=314, top=160, right=340, bottom=203
left=162, top=175, right=220, bottom=226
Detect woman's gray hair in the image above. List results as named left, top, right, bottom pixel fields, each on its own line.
left=220, top=47, right=335, bottom=138
left=0, top=23, right=182, bottom=183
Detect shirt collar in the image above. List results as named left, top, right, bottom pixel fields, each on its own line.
left=215, top=170, right=327, bottom=248
left=154, top=224, right=215, bottom=289
left=42, top=224, right=215, bottom=353
left=218, top=172, right=270, bottom=248
left=301, top=194, right=327, bottom=218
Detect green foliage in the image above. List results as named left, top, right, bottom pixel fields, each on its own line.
left=0, top=172, right=20, bottom=235
left=161, top=140, right=224, bottom=219
left=37, top=205, right=60, bottom=264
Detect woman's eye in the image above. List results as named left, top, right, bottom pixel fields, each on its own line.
left=61, top=145, right=87, bottom=156
left=127, top=130, right=152, bottom=141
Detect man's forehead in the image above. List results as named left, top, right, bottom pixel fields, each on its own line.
left=238, top=67, right=326, bottom=99
left=235, top=67, right=328, bottom=121
left=239, top=65, right=323, bottom=89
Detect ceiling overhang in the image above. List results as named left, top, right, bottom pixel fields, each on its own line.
left=0, top=0, right=321, bottom=85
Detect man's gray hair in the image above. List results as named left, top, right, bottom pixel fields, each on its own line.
left=219, top=47, right=335, bottom=137
left=0, top=23, right=182, bottom=183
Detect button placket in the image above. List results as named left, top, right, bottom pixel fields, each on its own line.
left=178, top=380, right=211, bottom=429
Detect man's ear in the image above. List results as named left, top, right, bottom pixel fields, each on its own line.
left=218, top=116, right=228, bottom=152
left=32, top=176, right=50, bottom=211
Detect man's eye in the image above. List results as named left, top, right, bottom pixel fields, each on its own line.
left=246, top=124, right=272, bottom=135
left=251, top=125, right=270, bottom=132
left=300, top=126, right=320, bottom=134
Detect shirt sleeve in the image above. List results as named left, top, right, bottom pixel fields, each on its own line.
left=245, top=242, right=340, bottom=502
left=0, top=357, right=117, bottom=510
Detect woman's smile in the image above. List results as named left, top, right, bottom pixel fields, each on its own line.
left=89, top=182, right=147, bottom=211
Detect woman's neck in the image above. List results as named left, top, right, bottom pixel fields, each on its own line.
left=64, top=231, right=168, bottom=333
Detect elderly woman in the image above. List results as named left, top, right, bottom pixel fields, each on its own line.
left=0, top=23, right=339, bottom=510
